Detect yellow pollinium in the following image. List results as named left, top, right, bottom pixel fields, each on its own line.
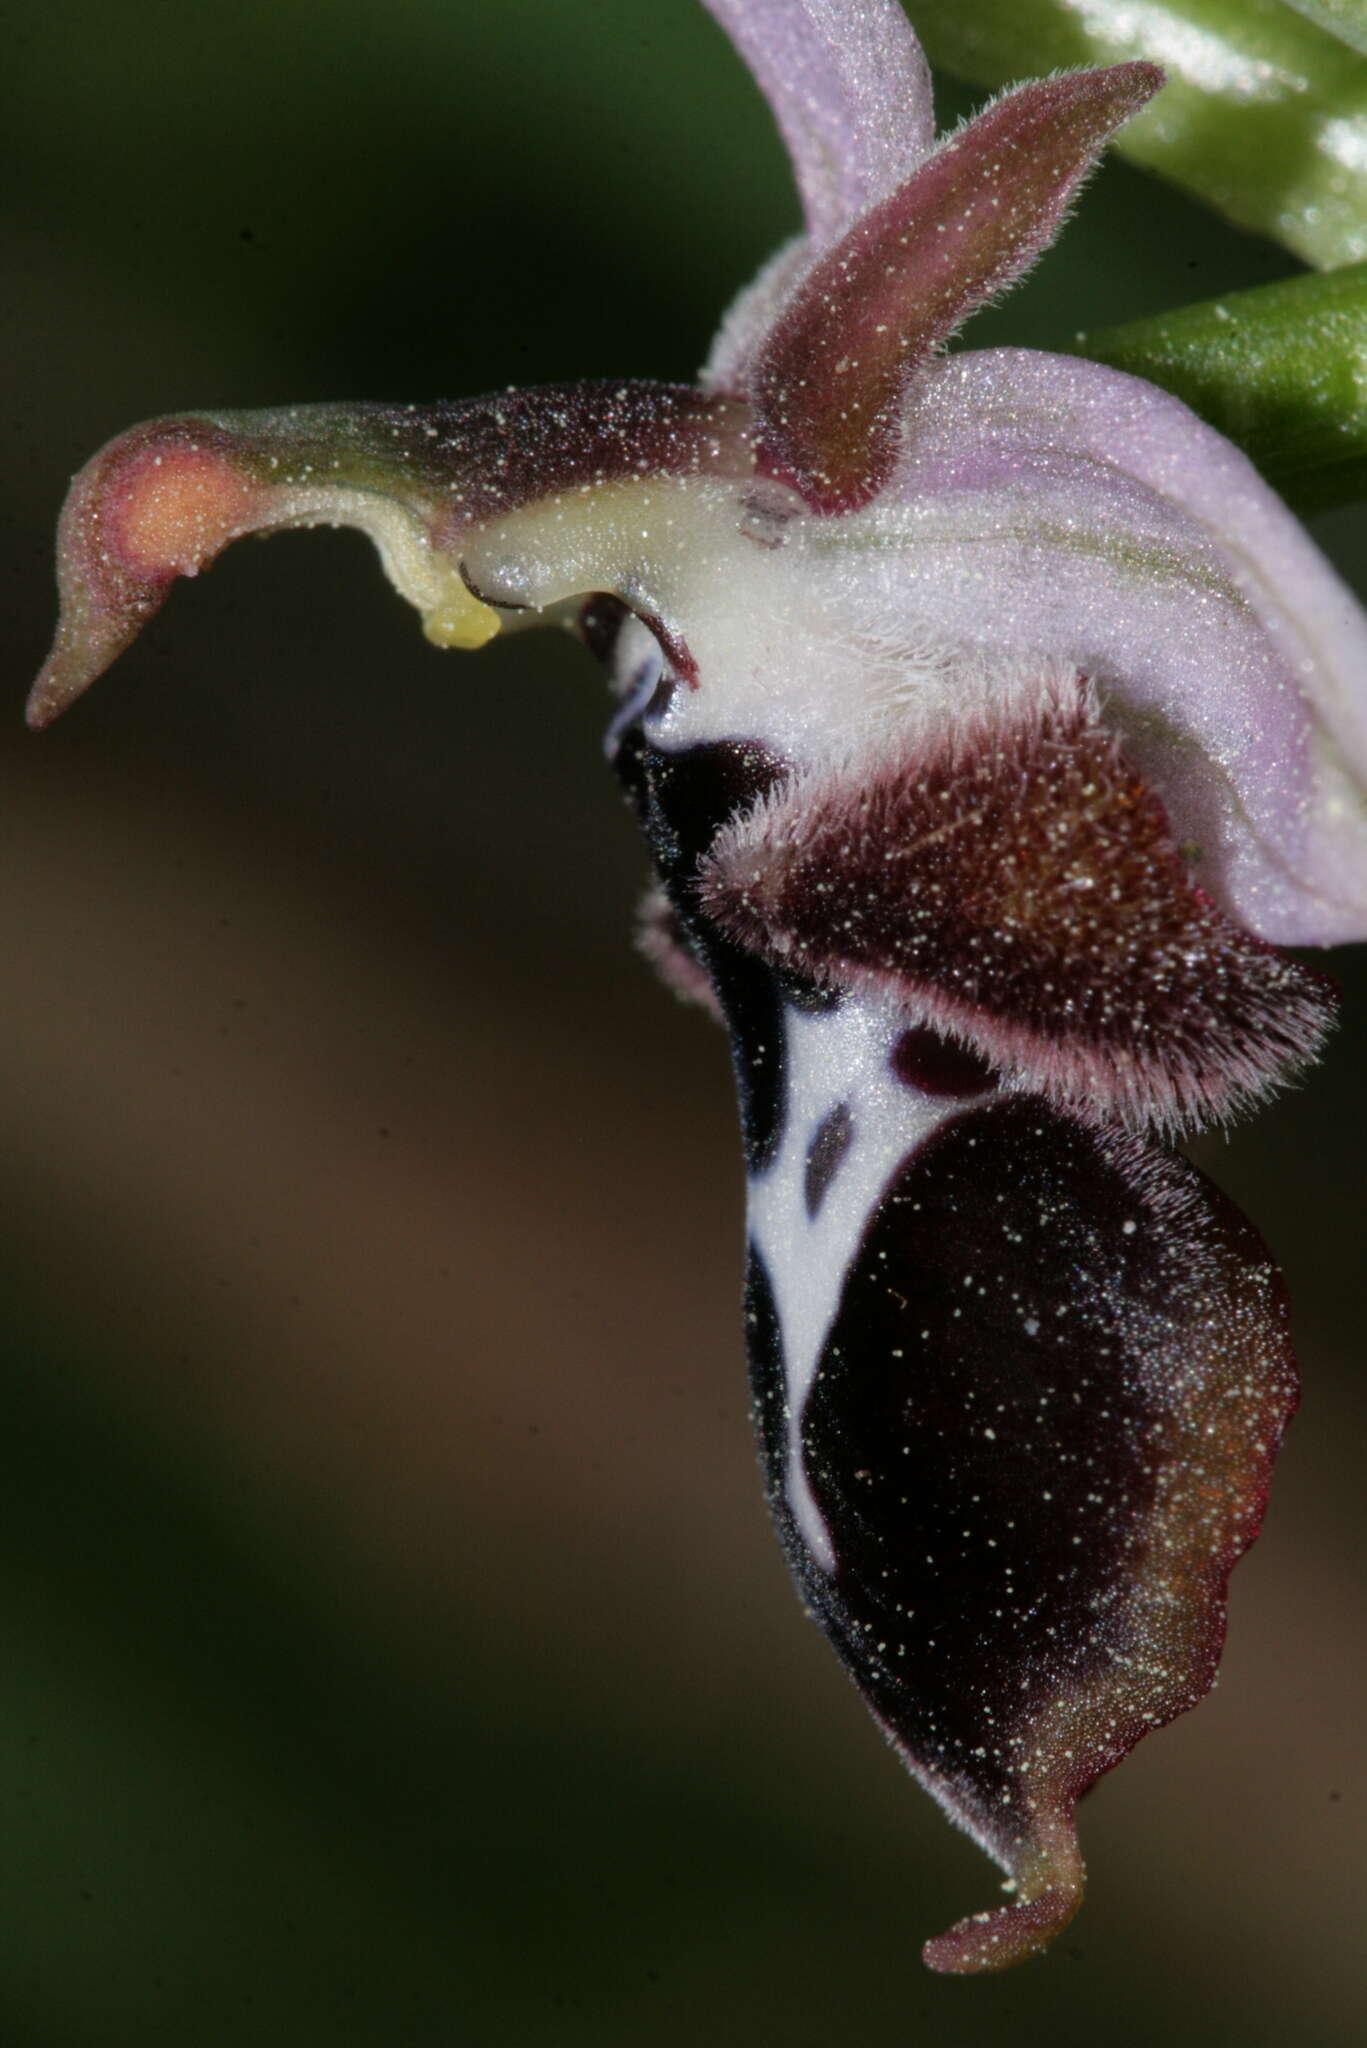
left=323, top=491, right=505, bottom=652
left=421, top=580, right=503, bottom=651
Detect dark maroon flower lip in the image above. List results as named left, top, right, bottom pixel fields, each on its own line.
left=738, top=1074, right=1297, bottom=1974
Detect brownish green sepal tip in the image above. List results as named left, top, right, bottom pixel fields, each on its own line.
left=27, top=384, right=757, bottom=729
left=28, top=420, right=264, bottom=728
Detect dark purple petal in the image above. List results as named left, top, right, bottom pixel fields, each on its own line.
left=749, top=63, right=1163, bottom=511
left=28, top=384, right=754, bottom=726
left=700, top=0, right=935, bottom=247
left=699, top=670, right=1337, bottom=1132
left=751, top=1096, right=1297, bottom=1972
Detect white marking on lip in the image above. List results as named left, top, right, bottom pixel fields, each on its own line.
left=746, top=991, right=961, bottom=1573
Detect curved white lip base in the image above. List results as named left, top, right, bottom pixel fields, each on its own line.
left=745, top=992, right=963, bottom=1573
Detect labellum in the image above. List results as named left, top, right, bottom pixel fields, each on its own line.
left=29, top=0, right=1367, bottom=1973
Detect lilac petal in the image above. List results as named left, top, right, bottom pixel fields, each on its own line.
left=27, top=384, right=752, bottom=726
left=700, top=0, right=935, bottom=248
left=831, top=347, right=1367, bottom=946
left=749, top=63, right=1162, bottom=512
left=701, top=235, right=810, bottom=402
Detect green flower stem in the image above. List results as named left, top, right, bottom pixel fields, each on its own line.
left=913, top=0, right=1367, bottom=268
left=1068, top=263, right=1367, bottom=508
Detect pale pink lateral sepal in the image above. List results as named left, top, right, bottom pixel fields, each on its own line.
left=869, top=348, right=1367, bottom=946
left=700, top=0, right=936, bottom=397
left=699, top=0, right=935, bottom=246
left=750, top=63, right=1163, bottom=512
left=28, top=386, right=755, bottom=729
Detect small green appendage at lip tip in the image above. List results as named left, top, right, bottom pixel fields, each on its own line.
left=922, top=1872, right=1084, bottom=1976
left=921, top=1809, right=1085, bottom=1975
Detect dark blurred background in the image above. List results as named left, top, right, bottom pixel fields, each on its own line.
left=3, top=4, right=1364, bottom=2042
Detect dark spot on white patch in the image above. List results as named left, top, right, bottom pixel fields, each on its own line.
left=804, top=1101, right=854, bottom=1217
left=891, top=1026, right=995, bottom=1098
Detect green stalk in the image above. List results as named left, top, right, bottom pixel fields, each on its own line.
left=1067, top=263, right=1367, bottom=508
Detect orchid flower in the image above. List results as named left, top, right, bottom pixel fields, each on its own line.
left=29, top=0, right=1367, bottom=1977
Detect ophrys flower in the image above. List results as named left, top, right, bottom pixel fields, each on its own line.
left=30, top=0, right=1367, bottom=1973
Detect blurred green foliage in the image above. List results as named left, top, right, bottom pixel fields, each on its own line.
left=1073, top=263, right=1367, bottom=510
left=916, top=0, right=1367, bottom=268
